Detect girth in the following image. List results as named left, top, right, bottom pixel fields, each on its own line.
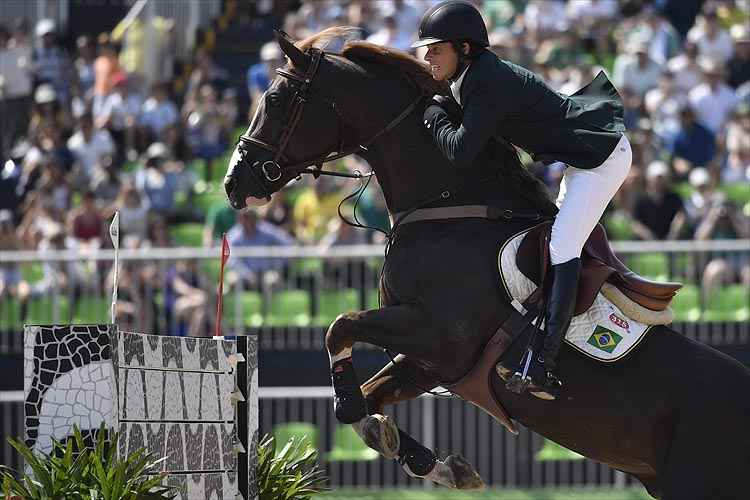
left=390, top=204, right=545, bottom=227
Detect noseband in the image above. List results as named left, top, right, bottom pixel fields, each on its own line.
left=238, top=47, right=423, bottom=200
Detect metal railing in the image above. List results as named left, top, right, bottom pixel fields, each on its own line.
left=1, top=240, right=749, bottom=355
left=0, top=386, right=635, bottom=489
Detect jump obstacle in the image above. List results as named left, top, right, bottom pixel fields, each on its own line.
left=23, top=324, right=258, bottom=499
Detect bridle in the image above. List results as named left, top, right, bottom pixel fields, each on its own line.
left=237, top=47, right=423, bottom=200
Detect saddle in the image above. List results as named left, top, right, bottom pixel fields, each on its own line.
left=516, top=222, right=682, bottom=314
left=444, top=222, right=682, bottom=434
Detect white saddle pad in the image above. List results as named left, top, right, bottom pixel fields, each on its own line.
left=498, top=226, right=652, bottom=363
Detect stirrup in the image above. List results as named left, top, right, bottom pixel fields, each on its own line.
left=528, top=370, right=562, bottom=401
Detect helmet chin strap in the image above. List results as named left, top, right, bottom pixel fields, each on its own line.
left=447, top=43, right=470, bottom=82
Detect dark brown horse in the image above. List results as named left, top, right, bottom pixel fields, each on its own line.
left=224, top=29, right=750, bottom=499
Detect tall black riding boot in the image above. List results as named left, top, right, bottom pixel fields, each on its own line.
left=530, top=257, right=581, bottom=400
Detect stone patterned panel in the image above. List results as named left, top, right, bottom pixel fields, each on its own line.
left=23, top=325, right=116, bottom=454
left=120, top=422, right=237, bottom=472
left=246, top=335, right=258, bottom=500
left=119, top=369, right=235, bottom=421
left=117, top=333, right=235, bottom=372
left=151, top=472, right=238, bottom=500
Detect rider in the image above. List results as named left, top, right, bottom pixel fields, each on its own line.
left=414, top=0, right=631, bottom=400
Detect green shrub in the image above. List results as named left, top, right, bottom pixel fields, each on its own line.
left=0, top=423, right=176, bottom=499
left=257, top=433, right=328, bottom=500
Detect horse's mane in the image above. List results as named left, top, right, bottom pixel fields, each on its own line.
left=294, top=26, right=449, bottom=96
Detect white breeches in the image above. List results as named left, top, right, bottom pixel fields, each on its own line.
left=550, top=134, right=632, bottom=265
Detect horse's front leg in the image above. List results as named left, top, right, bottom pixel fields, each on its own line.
left=325, top=307, right=485, bottom=490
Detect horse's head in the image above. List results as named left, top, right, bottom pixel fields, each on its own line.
left=224, top=32, right=351, bottom=210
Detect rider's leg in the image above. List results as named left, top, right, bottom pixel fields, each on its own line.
left=536, top=134, right=632, bottom=399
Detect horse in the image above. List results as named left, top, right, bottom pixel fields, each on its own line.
left=224, top=28, right=750, bottom=499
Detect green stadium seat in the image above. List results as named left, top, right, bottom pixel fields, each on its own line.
left=314, top=289, right=359, bottom=326
left=720, top=183, right=750, bottom=206
left=326, top=424, right=379, bottom=462
left=627, top=252, right=668, bottom=281
left=703, top=285, right=750, bottom=322
left=222, top=290, right=263, bottom=329
left=672, top=284, right=700, bottom=322
left=536, top=439, right=584, bottom=461
left=0, top=297, right=23, bottom=330
left=272, top=422, right=319, bottom=457
left=604, top=213, right=634, bottom=240
left=73, top=296, right=109, bottom=324
left=170, top=223, right=204, bottom=247
left=367, top=288, right=380, bottom=310
left=21, top=263, right=44, bottom=284
left=26, top=296, right=72, bottom=325
left=268, top=290, right=311, bottom=326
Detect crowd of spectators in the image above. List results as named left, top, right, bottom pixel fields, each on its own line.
left=1, top=0, right=748, bottom=335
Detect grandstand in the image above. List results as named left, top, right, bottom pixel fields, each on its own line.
left=1, top=0, right=749, bottom=495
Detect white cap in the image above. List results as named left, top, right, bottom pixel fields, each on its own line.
left=34, top=83, right=57, bottom=104
left=35, top=19, right=56, bottom=37
left=689, top=167, right=710, bottom=187
left=646, top=161, right=669, bottom=179
left=260, top=42, right=282, bottom=62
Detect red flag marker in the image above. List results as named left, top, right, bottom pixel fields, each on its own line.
left=215, top=233, right=231, bottom=337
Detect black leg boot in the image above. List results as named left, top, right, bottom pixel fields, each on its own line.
left=529, top=257, right=581, bottom=401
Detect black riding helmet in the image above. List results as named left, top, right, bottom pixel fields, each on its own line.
left=411, top=0, right=490, bottom=49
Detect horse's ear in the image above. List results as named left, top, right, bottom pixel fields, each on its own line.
left=275, top=29, right=309, bottom=70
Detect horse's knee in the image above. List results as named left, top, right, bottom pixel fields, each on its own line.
left=325, top=311, right=359, bottom=354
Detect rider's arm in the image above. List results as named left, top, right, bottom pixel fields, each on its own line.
left=422, top=77, right=504, bottom=169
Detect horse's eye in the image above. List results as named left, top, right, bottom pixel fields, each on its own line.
left=267, top=92, right=281, bottom=107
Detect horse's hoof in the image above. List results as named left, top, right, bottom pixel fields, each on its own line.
left=444, top=454, right=485, bottom=491
left=354, top=414, right=400, bottom=459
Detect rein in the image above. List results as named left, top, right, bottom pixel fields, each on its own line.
left=238, top=47, right=424, bottom=200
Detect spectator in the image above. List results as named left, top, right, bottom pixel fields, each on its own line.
left=0, top=209, right=29, bottom=311
left=644, top=71, right=688, bottom=147
left=140, top=83, right=178, bottom=142
left=683, top=167, right=721, bottom=229
left=523, top=0, right=568, bottom=42
left=293, top=175, right=344, bottom=244
left=667, top=41, right=704, bottom=93
left=93, top=37, right=121, bottom=99
left=185, top=48, right=228, bottom=100
left=66, top=189, right=104, bottom=247
left=28, top=83, right=72, bottom=137
left=686, top=6, right=734, bottom=64
left=67, top=112, right=115, bottom=183
left=0, top=23, right=33, bottom=161
left=133, top=142, right=179, bottom=219
left=73, top=35, right=96, bottom=96
left=89, top=155, right=122, bottom=208
left=227, top=209, right=294, bottom=290
left=366, top=15, right=412, bottom=51
left=631, top=161, right=686, bottom=240
left=165, top=260, right=208, bottom=337
left=183, top=83, right=230, bottom=181
left=670, top=106, right=717, bottom=179
left=109, top=183, right=149, bottom=242
left=202, top=200, right=236, bottom=247
left=727, top=25, right=750, bottom=89
left=103, top=72, right=142, bottom=159
left=722, top=102, right=750, bottom=184
left=31, top=19, right=71, bottom=103
left=688, top=59, right=739, bottom=134
left=612, top=38, right=662, bottom=98
left=633, top=5, right=681, bottom=65
left=693, top=197, right=750, bottom=299
left=106, top=261, right=143, bottom=330
left=247, top=42, right=284, bottom=119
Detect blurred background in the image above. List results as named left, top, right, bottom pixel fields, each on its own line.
left=0, top=0, right=748, bottom=497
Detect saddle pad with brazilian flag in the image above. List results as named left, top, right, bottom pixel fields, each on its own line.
left=497, top=227, right=652, bottom=363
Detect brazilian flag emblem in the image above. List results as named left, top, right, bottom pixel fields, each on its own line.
left=587, top=325, right=623, bottom=353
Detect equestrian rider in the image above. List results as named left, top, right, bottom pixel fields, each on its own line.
left=415, top=0, right=631, bottom=400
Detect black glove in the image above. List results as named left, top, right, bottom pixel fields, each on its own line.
left=423, top=94, right=462, bottom=127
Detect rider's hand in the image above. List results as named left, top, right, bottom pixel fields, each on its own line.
left=423, top=94, right=462, bottom=126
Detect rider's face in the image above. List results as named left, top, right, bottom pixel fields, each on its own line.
left=424, top=42, right=458, bottom=82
